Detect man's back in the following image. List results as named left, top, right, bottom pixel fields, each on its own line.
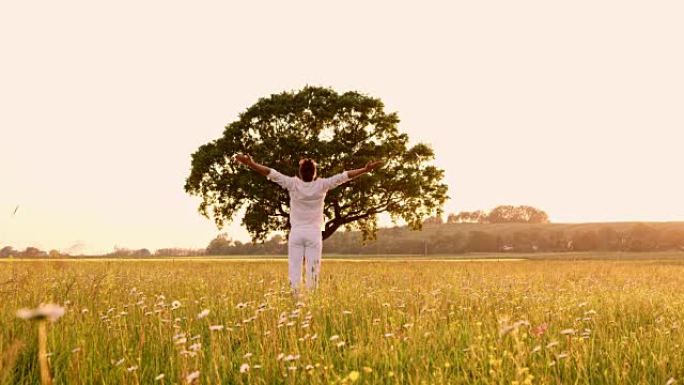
left=267, top=169, right=349, bottom=230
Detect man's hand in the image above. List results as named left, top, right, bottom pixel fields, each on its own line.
left=233, top=154, right=271, bottom=177
left=364, top=160, right=384, bottom=172
left=234, top=154, right=253, bottom=166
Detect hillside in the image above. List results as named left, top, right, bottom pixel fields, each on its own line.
left=322, top=221, right=684, bottom=254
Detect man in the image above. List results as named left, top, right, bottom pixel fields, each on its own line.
left=233, top=154, right=382, bottom=291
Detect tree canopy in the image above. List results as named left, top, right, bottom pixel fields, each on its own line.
left=185, top=86, right=448, bottom=242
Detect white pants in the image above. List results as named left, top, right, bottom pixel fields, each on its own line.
left=288, top=227, right=322, bottom=290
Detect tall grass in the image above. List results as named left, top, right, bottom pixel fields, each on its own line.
left=1, top=259, right=683, bottom=384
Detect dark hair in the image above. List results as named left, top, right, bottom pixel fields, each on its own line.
left=299, top=159, right=316, bottom=182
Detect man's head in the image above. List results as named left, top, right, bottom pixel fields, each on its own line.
left=298, top=158, right=317, bottom=182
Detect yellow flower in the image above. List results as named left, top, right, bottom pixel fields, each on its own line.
left=348, top=371, right=360, bottom=382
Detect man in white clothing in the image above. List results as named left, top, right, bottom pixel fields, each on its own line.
left=234, top=154, right=382, bottom=291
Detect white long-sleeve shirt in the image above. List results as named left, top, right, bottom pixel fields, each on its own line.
left=267, top=169, right=350, bottom=231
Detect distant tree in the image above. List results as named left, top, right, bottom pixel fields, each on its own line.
left=48, top=250, right=61, bottom=258
left=23, top=247, right=46, bottom=258
left=0, top=246, right=16, bottom=258
left=206, top=234, right=234, bottom=255
left=131, top=249, right=151, bottom=257
left=423, top=215, right=444, bottom=225
left=155, top=248, right=206, bottom=257
left=487, top=205, right=549, bottom=224
left=185, top=86, right=448, bottom=242
left=447, top=210, right=488, bottom=223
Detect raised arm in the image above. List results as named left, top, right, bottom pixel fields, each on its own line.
left=233, top=154, right=270, bottom=177
left=347, top=160, right=384, bottom=179
left=234, top=154, right=296, bottom=190
left=320, top=160, right=384, bottom=191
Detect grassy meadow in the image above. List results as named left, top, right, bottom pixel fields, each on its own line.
left=1, top=257, right=684, bottom=384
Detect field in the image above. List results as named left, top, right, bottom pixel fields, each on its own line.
left=2, top=257, right=684, bottom=384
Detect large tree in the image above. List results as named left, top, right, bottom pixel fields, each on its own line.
left=185, top=86, right=448, bottom=242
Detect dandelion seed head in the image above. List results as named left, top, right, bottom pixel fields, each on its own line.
left=197, top=309, right=210, bottom=319
left=186, top=370, right=200, bottom=383
left=16, top=304, right=65, bottom=322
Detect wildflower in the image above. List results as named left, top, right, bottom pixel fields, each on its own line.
left=336, top=341, right=346, bottom=347
left=244, top=352, right=253, bottom=358
left=560, top=328, right=576, bottom=336
left=665, top=378, right=676, bottom=385
left=384, top=333, right=394, bottom=338
left=532, top=323, right=548, bottom=337
left=127, top=365, right=139, bottom=372
left=186, top=370, right=200, bottom=383
left=305, top=364, right=314, bottom=371
left=71, top=347, right=81, bottom=353
left=557, top=353, right=569, bottom=360
left=329, top=335, right=340, bottom=341
left=343, top=310, right=352, bottom=315
left=197, top=309, right=210, bottom=319
left=236, top=302, right=247, bottom=309
left=277, top=353, right=285, bottom=361
left=209, top=325, right=224, bottom=331
left=155, top=374, right=165, bottom=381
left=240, top=363, right=250, bottom=373
left=288, top=366, right=297, bottom=371
left=188, top=343, right=201, bottom=352
left=114, top=358, right=125, bottom=366
left=171, top=301, right=181, bottom=310
left=16, top=304, right=65, bottom=322
left=363, top=367, right=373, bottom=373
left=348, top=370, right=360, bottom=382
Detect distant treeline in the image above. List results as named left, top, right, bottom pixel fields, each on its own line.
left=445, top=205, right=550, bottom=224
left=205, top=222, right=684, bottom=255
left=0, top=246, right=206, bottom=258
left=3, top=204, right=683, bottom=257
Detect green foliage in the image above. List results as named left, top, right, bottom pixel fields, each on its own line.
left=448, top=206, right=549, bottom=224
left=185, top=86, right=448, bottom=242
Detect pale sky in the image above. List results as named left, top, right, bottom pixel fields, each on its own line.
left=1, top=1, right=683, bottom=255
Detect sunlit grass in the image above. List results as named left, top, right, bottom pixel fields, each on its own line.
left=2, top=258, right=684, bottom=384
